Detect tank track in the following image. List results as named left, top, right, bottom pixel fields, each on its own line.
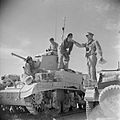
left=0, top=105, right=85, bottom=120
left=0, top=104, right=29, bottom=114
left=24, top=89, right=86, bottom=117
left=0, top=89, right=86, bottom=118
left=24, top=94, right=39, bottom=115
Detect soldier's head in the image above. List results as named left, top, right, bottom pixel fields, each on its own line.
left=67, top=33, right=73, bottom=41
left=26, top=56, right=33, bottom=64
left=86, top=32, right=94, bottom=40
left=49, top=38, right=54, bottom=43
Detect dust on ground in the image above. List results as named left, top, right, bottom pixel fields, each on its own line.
left=0, top=111, right=86, bottom=120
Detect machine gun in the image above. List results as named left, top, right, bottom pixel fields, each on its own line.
left=11, top=53, right=27, bottom=61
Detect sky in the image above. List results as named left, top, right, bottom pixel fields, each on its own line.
left=0, top=0, right=120, bottom=77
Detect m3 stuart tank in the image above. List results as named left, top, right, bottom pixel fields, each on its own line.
left=0, top=52, right=86, bottom=116
left=84, top=64, right=120, bottom=120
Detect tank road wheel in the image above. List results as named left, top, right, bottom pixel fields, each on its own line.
left=52, top=100, right=61, bottom=116
left=55, top=101, right=61, bottom=114
left=99, top=85, right=120, bottom=119
left=86, top=101, right=94, bottom=119
left=62, top=100, right=70, bottom=113
left=72, top=102, right=77, bottom=111
left=51, top=90, right=64, bottom=115
left=63, top=104, right=70, bottom=113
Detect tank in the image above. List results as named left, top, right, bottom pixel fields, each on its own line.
left=0, top=52, right=86, bottom=116
left=84, top=65, right=120, bottom=120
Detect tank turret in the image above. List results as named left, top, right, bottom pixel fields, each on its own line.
left=39, top=54, right=58, bottom=70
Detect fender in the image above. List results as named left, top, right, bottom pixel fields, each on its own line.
left=20, top=83, right=37, bottom=98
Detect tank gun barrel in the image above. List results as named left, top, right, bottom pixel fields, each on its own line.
left=11, top=53, right=26, bottom=61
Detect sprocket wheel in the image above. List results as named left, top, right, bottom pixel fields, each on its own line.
left=63, top=100, right=70, bottom=113
left=52, top=100, right=61, bottom=116
left=25, top=92, right=44, bottom=115
left=99, top=85, right=120, bottom=119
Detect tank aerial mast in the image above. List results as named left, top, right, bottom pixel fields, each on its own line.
left=117, top=61, right=120, bottom=70
left=61, top=16, right=66, bottom=41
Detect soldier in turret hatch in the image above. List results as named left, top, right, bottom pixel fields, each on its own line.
left=72, top=32, right=105, bottom=86
left=23, top=56, right=41, bottom=78
left=58, top=33, right=75, bottom=70
left=46, top=38, right=58, bottom=55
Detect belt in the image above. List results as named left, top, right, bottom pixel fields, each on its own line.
left=86, top=52, right=97, bottom=57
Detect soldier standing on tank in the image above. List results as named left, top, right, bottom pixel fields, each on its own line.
left=46, top=38, right=58, bottom=55
left=72, top=32, right=104, bottom=86
left=58, top=33, right=75, bottom=70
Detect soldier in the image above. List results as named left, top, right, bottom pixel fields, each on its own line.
left=46, top=38, right=58, bottom=55
left=23, top=56, right=41, bottom=78
left=58, top=33, right=74, bottom=69
left=72, top=32, right=104, bottom=86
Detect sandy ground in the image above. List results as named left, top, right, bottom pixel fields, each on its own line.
left=0, top=105, right=119, bottom=120
left=56, top=112, right=86, bottom=120
left=0, top=110, right=86, bottom=120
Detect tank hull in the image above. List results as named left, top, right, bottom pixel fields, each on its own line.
left=0, top=88, right=25, bottom=106
left=0, top=70, right=86, bottom=115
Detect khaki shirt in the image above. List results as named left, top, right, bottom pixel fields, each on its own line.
left=74, top=39, right=102, bottom=57
left=84, top=40, right=102, bottom=57
left=24, top=60, right=41, bottom=76
left=59, top=38, right=74, bottom=55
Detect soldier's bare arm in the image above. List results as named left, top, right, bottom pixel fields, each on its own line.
left=71, top=40, right=85, bottom=48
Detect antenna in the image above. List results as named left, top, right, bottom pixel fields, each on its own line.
left=55, top=15, right=57, bottom=41
left=54, top=0, right=58, bottom=41
left=61, top=16, right=66, bottom=41
left=118, top=61, right=120, bottom=70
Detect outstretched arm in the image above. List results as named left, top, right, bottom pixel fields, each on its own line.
left=71, top=40, right=85, bottom=48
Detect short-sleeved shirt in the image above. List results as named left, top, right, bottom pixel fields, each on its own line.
left=24, top=60, right=41, bottom=76
left=50, top=42, right=58, bottom=51
left=59, top=38, right=74, bottom=54
left=84, top=40, right=102, bottom=57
